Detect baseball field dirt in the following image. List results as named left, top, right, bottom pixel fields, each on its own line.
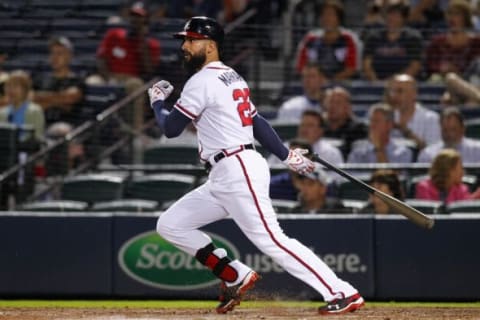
left=1, top=301, right=480, bottom=320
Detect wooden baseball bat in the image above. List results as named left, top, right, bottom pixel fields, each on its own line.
left=311, top=153, right=434, bottom=229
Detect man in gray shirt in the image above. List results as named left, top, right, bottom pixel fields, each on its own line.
left=348, top=103, right=412, bottom=164
left=418, top=107, right=480, bottom=163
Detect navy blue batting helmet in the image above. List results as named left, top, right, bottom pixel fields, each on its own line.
left=173, top=16, right=224, bottom=46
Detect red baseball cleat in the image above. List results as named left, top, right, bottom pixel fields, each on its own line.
left=318, top=293, right=365, bottom=315
left=216, top=271, right=260, bottom=314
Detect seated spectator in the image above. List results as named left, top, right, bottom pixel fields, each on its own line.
left=45, top=122, right=86, bottom=174
left=408, top=0, right=448, bottom=33
left=348, top=103, right=413, bottom=163
left=417, top=107, right=480, bottom=163
left=268, top=110, right=344, bottom=168
left=295, top=0, right=361, bottom=80
left=323, top=86, right=368, bottom=158
left=360, top=169, right=405, bottom=214
left=276, top=63, right=327, bottom=121
left=363, top=1, right=423, bottom=81
left=291, top=166, right=347, bottom=214
left=386, top=74, right=441, bottom=149
left=0, top=71, right=45, bottom=142
left=415, top=149, right=480, bottom=204
left=298, top=110, right=344, bottom=164
left=33, top=36, right=84, bottom=127
left=91, top=1, right=161, bottom=130
left=425, top=0, right=480, bottom=80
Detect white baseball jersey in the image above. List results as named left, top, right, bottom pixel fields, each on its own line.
left=156, top=60, right=359, bottom=304
left=173, top=61, right=258, bottom=162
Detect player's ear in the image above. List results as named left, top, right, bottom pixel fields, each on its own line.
left=206, top=40, right=217, bottom=54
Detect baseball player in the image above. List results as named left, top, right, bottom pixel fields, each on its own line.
left=148, top=16, right=364, bottom=315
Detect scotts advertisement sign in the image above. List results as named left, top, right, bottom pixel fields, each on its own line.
left=118, top=231, right=240, bottom=290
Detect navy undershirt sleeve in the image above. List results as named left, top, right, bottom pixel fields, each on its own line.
left=152, top=100, right=191, bottom=138
left=253, top=114, right=289, bottom=161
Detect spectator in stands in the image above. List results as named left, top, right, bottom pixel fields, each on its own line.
left=360, top=169, right=405, bottom=214
left=295, top=0, right=361, bottom=80
left=323, top=86, right=368, bottom=158
left=415, top=149, right=480, bottom=204
left=408, top=0, right=448, bottom=33
left=299, top=110, right=344, bottom=164
left=291, top=166, right=347, bottom=214
left=276, top=63, right=327, bottom=121
left=386, top=74, right=441, bottom=150
left=94, top=1, right=161, bottom=129
left=417, top=107, right=480, bottom=163
left=363, top=1, right=424, bottom=81
left=33, top=36, right=84, bottom=128
left=348, top=103, right=413, bottom=163
left=425, top=0, right=480, bottom=80
left=0, top=71, right=45, bottom=142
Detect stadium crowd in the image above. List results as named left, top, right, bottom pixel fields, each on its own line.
left=0, top=0, right=480, bottom=213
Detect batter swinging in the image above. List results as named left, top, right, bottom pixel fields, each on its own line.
left=148, top=16, right=364, bottom=315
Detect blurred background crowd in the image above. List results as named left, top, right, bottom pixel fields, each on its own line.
left=1, top=0, right=480, bottom=215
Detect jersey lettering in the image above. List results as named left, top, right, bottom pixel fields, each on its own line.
left=233, top=88, right=252, bottom=126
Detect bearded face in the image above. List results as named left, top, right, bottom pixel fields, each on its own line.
left=182, top=45, right=207, bottom=75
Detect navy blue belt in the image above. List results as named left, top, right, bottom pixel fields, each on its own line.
left=205, top=143, right=255, bottom=172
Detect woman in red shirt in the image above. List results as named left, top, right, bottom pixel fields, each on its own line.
left=426, top=0, right=480, bottom=79
left=415, top=149, right=480, bottom=204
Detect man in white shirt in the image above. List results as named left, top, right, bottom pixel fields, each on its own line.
left=418, top=107, right=480, bottom=163
left=386, top=74, right=441, bottom=150
left=276, top=63, right=327, bottom=121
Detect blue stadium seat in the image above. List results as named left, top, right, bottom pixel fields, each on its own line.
left=51, top=18, right=102, bottom=33
left=73, top=38, right=99, bottom=54
left=80, top=0, right=123, bottom=11
left=21, top=8, right=72, bottom=19
left=16, top=39, right=49, bottom=55
left=28, top=0, right=81, bottom=9
left=0, top=18, right=49, bottom=35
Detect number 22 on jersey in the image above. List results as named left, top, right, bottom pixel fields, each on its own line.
left=233, top=88, right=253, bottom=127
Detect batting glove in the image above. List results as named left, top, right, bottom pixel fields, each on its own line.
left=283, top=148, right=315, bottom=175
left=148, top=80, right=174, bottom=106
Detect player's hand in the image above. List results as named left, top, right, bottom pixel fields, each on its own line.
left=283, top=148, right=315, bottom=175
left=148, top=80, right=174, bottom=106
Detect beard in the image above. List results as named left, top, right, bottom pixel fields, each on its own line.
left=183, top=50, right=207, bottom=75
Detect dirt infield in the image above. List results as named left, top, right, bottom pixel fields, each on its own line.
left=1, top=306, right=480, bottom=320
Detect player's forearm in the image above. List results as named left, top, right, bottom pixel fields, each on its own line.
left=152, top=100, right=190, bottom=138
left=252, top=115, right=289, bottom=161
